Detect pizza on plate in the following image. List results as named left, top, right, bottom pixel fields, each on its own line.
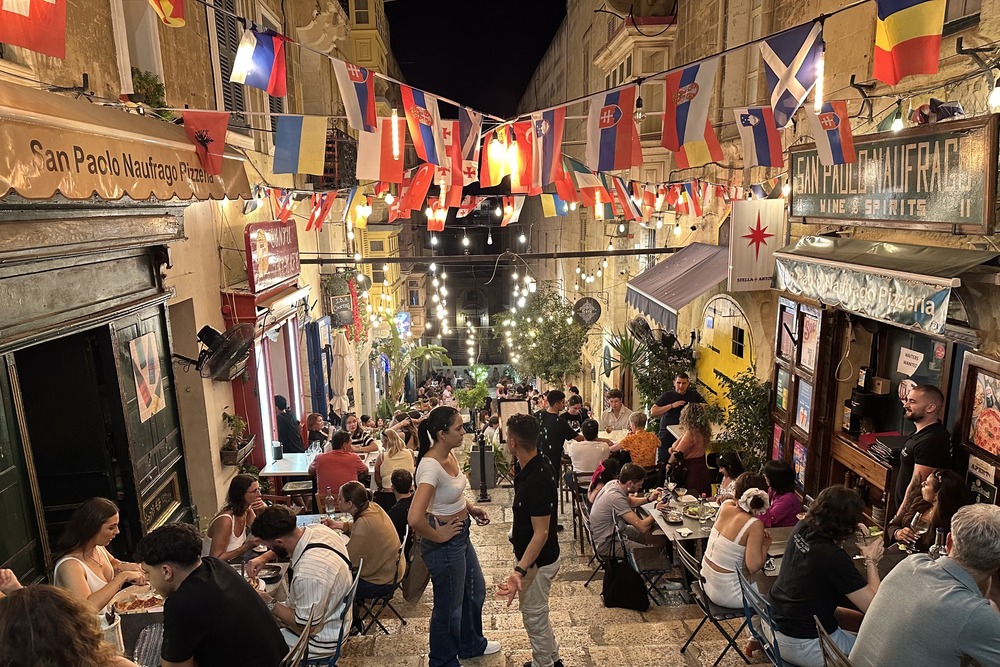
left=973, top=407, right=1000, bottom=457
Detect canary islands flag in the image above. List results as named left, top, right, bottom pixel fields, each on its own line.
left=874, top=0, right=945, bottom=85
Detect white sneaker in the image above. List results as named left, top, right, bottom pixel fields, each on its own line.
left=483, top=640, right=501, bottom=655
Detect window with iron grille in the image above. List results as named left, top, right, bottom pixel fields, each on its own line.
left=213, top=0, right=248, bottom=130
left=307, top=127, right=357, bottom=190
left=732, top=326, right=746, bottom=359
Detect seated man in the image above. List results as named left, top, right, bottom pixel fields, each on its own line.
left=387, top=469, right=415, bottom=544
left=589, top=463, right=662, bottom=559
left=250, top=505, right=353, bottom=659
left=616, top=412, right=659, bottom=468
left=566, top=419, right=616, bottom=476
left=850, top=503, right=1000, bottom=666
left=135, top=523, right=287, bottom=667
left=600, top=389, right=633, bottom=432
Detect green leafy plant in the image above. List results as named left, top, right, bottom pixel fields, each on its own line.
left=715, top=368, right=773, bottom=472
left=221, top=410, right=249, bottom=451
left=606, top=327, right=696, bottom=410
left=131, top=68, right=172, bottom=119
left=376, top=323, right=450, bottom=405
left=606, top=329, right=647, bottom=409
left=469, top=364, right=490, bottom=384
left=455, top=382, right=489, bottom=412
left=239, top=461, right=271, bottom=494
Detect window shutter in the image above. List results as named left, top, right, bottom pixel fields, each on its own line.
left=215, top=0, right=247, bottom=127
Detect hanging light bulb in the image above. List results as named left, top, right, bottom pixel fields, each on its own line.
left=441, top=271, right=447, bottom=279
left=813, top=47, right=825, bottom=113
left=488, top=131, right=505, bottom=163
left=674, top=223, right=682, bottom=236
left=512, top=272, right=519, bottom=280
left=347, top=230, right=355, bottom=240
left=656, top=219, right=663, bottom=229
left=461, top=233, right=470, bottom=247
left=494, top=204, right=503, bottom=217
left=633, top=94, right=645, bottom=123
left=575, top=266, right=581, bottom=274
left=989, top=79, right=1000, bottom=111
left=569, top=201, right=577, bottom=211
left=602, top=259, right=608, bottom=268
left=487, top=229, right=493, bottom=245
left=430, top=235, right=438, bottom=246
left=618, top=222, right=626, bottom=233
left=429, top=262, right=437, bottom=273
left=891, top=100, right=904, bottom=132
left=782, top=182, right=792, bottom=197
left=434, top=208, right=446, bottom=222
left=566, top=316, right=573, bottom=324
left=425, top=206, right=434, bottom=218
left=383, top=192, right=394, bottom=206
left=596, top=268, right=602, bottom=277
left=517, top=296, right=526, bottom=307
left=573, top=283, right=579, bottom=291
left=353, top=252, right=362, bottom=262
left=607, top=241, right=614, bottom=252
left=518, top=233, right=526, bottom=244
left=391, top=108, right=401, bottom=160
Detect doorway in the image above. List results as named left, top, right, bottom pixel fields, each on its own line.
left=14, top=328, right=137, bottom=560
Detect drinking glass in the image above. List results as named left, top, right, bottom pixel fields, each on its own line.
left=904, top=512, right=925, bottom=553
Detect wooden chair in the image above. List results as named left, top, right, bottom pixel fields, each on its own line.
left=737, top=568, right=784, bottom=666
left=675, top=542, right=750, bottom=666
left=815, top=615, right=855, bottom=667
left=260, top=494, right=303, bottom=516
left=568, top=471, right=592, bottom=555
left=614, top=515, right=675, bottom=605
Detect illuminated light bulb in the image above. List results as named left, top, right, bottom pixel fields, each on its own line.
left=361, top=291, right=368, bottom=299
left=488, top=132, right=505, bottom=163
left=347, top=230, right=354, bottom=240
left=425, top=206, right=434, bottom=218
left=462, top=234, right=470, bottom=247
left=597, top=268, right=602, bottom=277
left=782, top=183, right=792, bottom=197
left=487, top=230, right=493, bottom=245
left=383, top=279, right=389, bottom=286
left=813, top=49, right=825, bottom=113
left=618, top=222, right=626, bottom=233
left=575, top=266, right=581, bottom=274
left=518, top=233, right=526, bottom=244
left=674, top=223, right=682, bottom=236
left=990, top=83, right=1000, bottom=112
left=504, top=204, right=514, bottom=216
left=633, top=95, right=646, bottom=123
left=602, top=259, right=608, bottom=268
left=432, top=294, right=439, bottom=303
left=441, top=271, right=447, bottom=279
left=435, top=208, right=446, bottom=222
left=494, top=205, right=502, bottom=217
left=440, top=287, right=448, bottom=297
left=382, top=264, right=389, bottom=272
left=391, top=108, right=401, bottom=160
left=383, top=192, right=394, bottom=205
left=425, top=321, right=432, bottom=329
left=369, top=314, right=377, bottom=322
left=432, top=278, right=440, bottom=287
left=353, top=252, right=361, bottom=262
left=569, top=201, right=577, bottom=211
left=431, top=235, right=438, bottom=246
left=891, top=100, right=904, bottom=132
left=607, top=242, right=614, bottom=252
left=574, top=283, right=579, bottom=291
left=518, top=296, right=526, bottom=307
left=429, top=262, right=437, bottom=272
left=656, top=219, right=663, bottom=229
left=512, top=272, right=518, bottom=280
left=566, top=316, right=573, bottom=324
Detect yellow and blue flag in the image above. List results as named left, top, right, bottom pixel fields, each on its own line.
left=273, top=116, right=327, bottom=175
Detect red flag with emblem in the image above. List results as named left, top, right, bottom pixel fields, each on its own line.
left=0, top=0, right=67, bottom=58
left=400, top=164, right=436, bottom=212
left=182, top=110, right=230, bottom=175
left=438, top=120, right=464, bottom=189
left=508, top=121, right=537, bottom=195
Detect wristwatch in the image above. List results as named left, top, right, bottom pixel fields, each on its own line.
left=513, top=565, right=528, bottom=577
left=266, top=598, right=277, bottom=612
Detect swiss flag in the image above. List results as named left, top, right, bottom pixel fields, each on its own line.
left=0, top=0, right=67, bottom=59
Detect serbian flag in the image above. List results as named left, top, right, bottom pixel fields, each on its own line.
left=734, top=107, right=783, bottom=168
left=357, top=117, right=404, bottom=183
left=148, top=0, right=184, bottom=27
left=530, top=107, right=567, bottom=189
left=182, top=110, right=230, bottom=175
left=611, top=176, right=642, bottom=221
left=400, top=85, right=446, bottom=165
left=674, top=120, right=723, bottom=169
left=509, top=121, right=536, bottom=194
left=305, top=193, right=335, bottom=232
left=0, top=0, right=66, bottom=58
left=230, top=27, right=287, bottom=97
left=273, top=115, right=327, bottom=175
left=458, top=107, right=483, bottom=184
left=662, top=59, right=719, bottom=153
left=874, top=0, right=945, bottom=85
left=586, top=86, right=641, bottom=171
left=332, top=59, right=377, bottom=133
left=805, top=100, right=856, bottom=166
left=566, top=157, right=610, bottom=208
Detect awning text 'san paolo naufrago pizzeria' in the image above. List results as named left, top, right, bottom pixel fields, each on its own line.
left=769, top=114, right=1000, bottom=531
left=0, top=78, right=250, bottom=582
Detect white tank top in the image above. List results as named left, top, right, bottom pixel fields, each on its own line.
left=202, top=512, right=248, bottom=557
left=53, top=547, right=113, bottom=613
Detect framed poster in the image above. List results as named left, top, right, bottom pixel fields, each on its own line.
left=498, top=399, right=531, bottom=444
left=772, top=424, right=784, bottom=461
left=957, top=352, right=1000, bottom=462
left=799, top=311, right=819, bottom=373
left=778, top=302, right=796, bottom=361
left=793, top=440, right=808, bottom=491
left=796, top=380, right=813, bottom=433
left=776, top=369, right=790, bottom=413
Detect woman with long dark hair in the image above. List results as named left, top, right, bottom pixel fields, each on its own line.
left=343, top=413, right=377, bottom=453
left=668, top=403, right=713, bottom=496
left=888, top=469, right=965, bottom=552
left=407, top=406, right=498, bottom=666
left=204, top=474, right=264, bottom=560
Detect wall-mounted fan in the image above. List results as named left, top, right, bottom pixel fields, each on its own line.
left=173, top=324, right=255, bottom=381
left=627, top=316, right=657, bottom=346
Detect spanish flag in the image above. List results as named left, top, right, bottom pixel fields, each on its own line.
left=873, top=0, right=946, bottom=86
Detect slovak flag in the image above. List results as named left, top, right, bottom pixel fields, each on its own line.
left=332, top=59, right=376, bottom=133
left=734, top=107, right=784, bottom=168
left=0, top=0, right=67, bottom=58
left=357, top=117, right=404, bottom=183
left=805, top=100, right=856, bottom=166
left=400, top=85, right=446, bottom=166
left=662, top=58, right=719, bottom=152
left=230, top=26, right=288, bottom=97
left=586, top=86, right=641, bottom=172
left=529, top=106, right=567, bottom=189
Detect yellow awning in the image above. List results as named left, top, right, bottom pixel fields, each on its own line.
left=0, top=79, right=250, bottom=201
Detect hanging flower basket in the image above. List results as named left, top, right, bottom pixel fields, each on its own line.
left=221, top=435, right=255, bottom=467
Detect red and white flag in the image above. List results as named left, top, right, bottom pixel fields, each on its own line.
left=357, top=117, right=404, bottom=183
left=399, top=164, right=436, bottom=212
left=305, top=193, right=335, bottom=232
left=500, top=196, right=525, bottom=226
left=509, top=121, right=537, bottom=194
left=0, top=0, right=67, bottom=58
left=438, top=120, right=464, bottom=189
left=456, top=196, right=482, bottom=218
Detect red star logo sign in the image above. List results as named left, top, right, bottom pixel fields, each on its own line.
left=742, top=212, right=774, bottom=260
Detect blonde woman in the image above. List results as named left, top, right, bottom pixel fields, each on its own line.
left=374, top=429, right=415, bottom=511
left=668, top=402, right=713, bottom=496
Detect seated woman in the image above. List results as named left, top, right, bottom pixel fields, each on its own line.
left=324, top=481, right=406, bottom=601
left=203, top=473, right=264, bottom=561
left=309, top=430, right=368, bottom=511
left=588, top=457, right=622, bottom=505
left=887, top=469, right=965, bottom=552
left=344, top=413, right=377, bottom=453
left=0, top=585, right=139, bottom=667
left=305, top=412, right=331, bottom=452
left=387, top=411, right=420, bottom=449
left=758, top=459, right=803, bottom=528
left=668, top=403, right=713, bottom=496
left=714, top=451, right=745, bottom=503
left=373, top=429, right=415, bottom=512
left=768, top=485, right=883, bottom=667
left=701, top=473, right=771, bottom=608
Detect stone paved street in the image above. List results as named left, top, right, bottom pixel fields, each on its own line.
left=338, top=479, right=769, bottom=667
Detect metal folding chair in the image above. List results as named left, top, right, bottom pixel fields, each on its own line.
left=580, top=504, right=612, bottom=587
left=568, top=471, right=592, bottom=555
left=280, top=603, right=321, bottom=667
left=675, top=542, right=750, bottom=666
left=614, top=515, right=674, bottom=605
left=737, top=568, right=784, bottom=667
left=354, top=526, right=409, bottom=634
left=296, top=559, right=363, bottom=667
left=815, top=615, right=855, bottom=667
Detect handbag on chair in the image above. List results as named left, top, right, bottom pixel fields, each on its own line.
left=600, top=519, right=649, bottom=611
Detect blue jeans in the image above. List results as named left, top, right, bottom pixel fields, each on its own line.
left=421, top=517, right=487, bottom=667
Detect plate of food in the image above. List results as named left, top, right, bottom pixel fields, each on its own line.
left=676, top=494, right=698, bottom=504
left=683, top=505, right=717, bottom=519
left=113, top=586, right=164, bottom=614
left=662, top=511, right=684, bottom=525
left=258, top=564, right=282, bottom=584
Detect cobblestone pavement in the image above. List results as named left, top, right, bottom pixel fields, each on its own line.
left=338, top=476, right=769, bottom=667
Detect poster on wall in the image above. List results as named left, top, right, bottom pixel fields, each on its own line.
left=968, top=367, right=1000, bottom=458
left=776, top=369, right=790, bottom=412
left=793, top=440, right=807, bottom=491
left=968, top=473, right=998, bottom=505
left=772, top=424, right=784, bottom=461
left=796, top=380, right=813, bottom=433
left=779, top=307, right=795, bottom=359
left=728, top=199, right=788, bottom=292
left=130, top=332, right=165, bottom=423
left=799, top=313, right=818, bottom=372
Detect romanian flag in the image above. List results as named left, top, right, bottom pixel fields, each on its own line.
left=673, top=120, right=723, bottom=170
left=230, top=27, right=287, bottom=97
left=874, top=0, right=945, bottom=86
left=148, top=0, right=185, bottom=27
left=273, top=116, right=327, bottom=175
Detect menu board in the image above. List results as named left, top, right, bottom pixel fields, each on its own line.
left=779, top=307, right=796, bottom=359
left=772, top=424, right=784, bottom=461
left=800, top=313, right=818, bottom=372
left=776, top=369, right=790, bottom=412
left=796, top=380, right=813, bottom=433
left=793, top=440, right=808, bottom=490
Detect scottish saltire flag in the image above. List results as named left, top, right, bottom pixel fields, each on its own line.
left=332, top=59, right=376, bottom=133
left=734, top=107, right=784, bottom=167
left=586, top=86, right=641, bottom=171
left=357, top=117, right=404, bottom=183
left=874, top=0, right=945, bottom=85
left=458, top=107, right=482, bottom=184
left=273, top=116, right=327, bottom=175
left=805, top=100, right=856, bottom=166
left=400, top=85, right=446, bottom=165
left=230, top=26, right=287, bottom=97
left=530, top=106, right=567, bottom=189
left=661, top=58, right=719, bottom=152
left=673, top=120, right=723, bottom=169
left=759, top=22, right=824, bottom=128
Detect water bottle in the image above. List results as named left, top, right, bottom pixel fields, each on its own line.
left=928, top=528, right=947, bottom=560
left=324, top=487, right=336, bottom=519
left=699, top=493, right=710, bottom=531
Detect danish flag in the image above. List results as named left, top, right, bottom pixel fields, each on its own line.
left=0, top=0, right=66, bottom=58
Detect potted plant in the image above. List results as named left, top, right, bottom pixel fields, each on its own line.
left=220, top=409, right=255, bottom=466
left=714, top=369, right=773, bottom=472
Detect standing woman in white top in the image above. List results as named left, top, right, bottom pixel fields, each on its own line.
left=408, top=406, right=500, bottom=667
left=53, top=497, right=145, bottom=613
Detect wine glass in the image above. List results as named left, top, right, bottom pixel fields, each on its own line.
left=905, top=512, right=926, bottom=553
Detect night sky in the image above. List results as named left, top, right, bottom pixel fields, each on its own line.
left=385, top=0, right=567, bottom=119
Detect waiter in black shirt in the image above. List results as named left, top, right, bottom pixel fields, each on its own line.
left=537, top=390, right=584, bottom=467
left=274, top=395, right=305, bottom=454
left=895, top=384, right=952, bottom=513
left=650, top=373, right=705, bottom=465
left=498, top=414, right=563, bottom=667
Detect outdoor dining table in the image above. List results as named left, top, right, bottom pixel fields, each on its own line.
left=258, top=451, right=381, bottom=491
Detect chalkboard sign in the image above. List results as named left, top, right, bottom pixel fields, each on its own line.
left=329, top=294, right=353, bottom=327
left=789, top=114, right=998, bottom=234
